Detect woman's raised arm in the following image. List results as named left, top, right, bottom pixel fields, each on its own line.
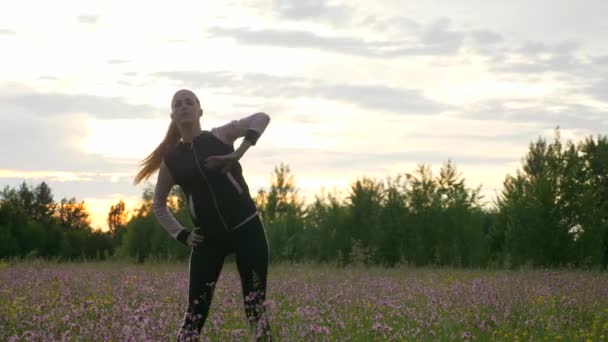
left=211, top=112, right=271, bottom=146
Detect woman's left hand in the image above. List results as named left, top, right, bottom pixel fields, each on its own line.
left=204, top=152, right=240, bottom=173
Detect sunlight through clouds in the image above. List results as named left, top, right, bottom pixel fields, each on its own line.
left=80, top=118, right=168, bottom=159
left=83, top=195, right=141, bottom=230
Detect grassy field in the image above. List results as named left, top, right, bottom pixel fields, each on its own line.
left=1, top=260, right=607, bottom=341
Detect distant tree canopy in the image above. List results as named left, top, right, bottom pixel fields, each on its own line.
left=0, top=182, right=113, bottom=260
left=1, top=129, right=607, bottom=268
left=494, top=131, right=608, bottom=268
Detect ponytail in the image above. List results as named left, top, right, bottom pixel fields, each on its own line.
left=133, top=120, right=180, bottom=185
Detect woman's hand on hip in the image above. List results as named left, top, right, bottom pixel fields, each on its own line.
left=204, top=152, right=240, bottom=174
left=186, top=230, right=204, bottom=247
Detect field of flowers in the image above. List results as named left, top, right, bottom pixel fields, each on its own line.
left=1, top=260, right=607, bottom=341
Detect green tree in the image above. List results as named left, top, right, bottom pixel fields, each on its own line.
left=574, top=135, right=608, bottom=267
left=498, top=129, right=576, bottom=268
left=0, top=203, right=26, bottom=257
left=305, top=189, right=347, bottom=263
left=404, top=164, right=440, bottom=265
left=258, top=164, right=305, bottom=262
left=378, top=175, right=408, bottom=266
left=346, top=177, right=383, bottom=263
left=435, top=160, right=484, bottom=267
left=107, top=200, right=128, bottom=247
left=32, top=182, right=56, bottom=224
left=56, top=197, right=91, bottom=231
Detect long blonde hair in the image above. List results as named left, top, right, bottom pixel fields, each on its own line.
left=133, top=120, right=180, bottom=185
left=133, top=89, right=200, bottom=185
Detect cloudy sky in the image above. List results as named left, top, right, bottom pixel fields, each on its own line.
left=1, top=0, right=607, bottom=230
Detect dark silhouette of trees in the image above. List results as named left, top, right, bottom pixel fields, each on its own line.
left=1, top=129, right=606, bottom=269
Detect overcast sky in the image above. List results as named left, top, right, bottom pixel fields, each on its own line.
left=1, top=0, right=607, bottom=230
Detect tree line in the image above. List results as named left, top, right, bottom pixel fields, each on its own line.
left=1, top=129, right=607, bottom=268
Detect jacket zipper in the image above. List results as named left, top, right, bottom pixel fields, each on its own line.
left=187, top=194, right=197, bottom=220
left=190, top=143, right=230, bottom=231
left=226, top=171, right=244, bottom=194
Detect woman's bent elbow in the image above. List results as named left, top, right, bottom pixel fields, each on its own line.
left=256, top=112, right=270, bottom=123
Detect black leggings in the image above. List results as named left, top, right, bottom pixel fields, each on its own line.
left=177, top=214, right=271, bottom=341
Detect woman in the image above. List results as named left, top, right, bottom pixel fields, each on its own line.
left=134, top=89, right=272, bottom=341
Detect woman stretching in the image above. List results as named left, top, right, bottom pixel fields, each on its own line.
left=134, top=89, right=272, bottom=341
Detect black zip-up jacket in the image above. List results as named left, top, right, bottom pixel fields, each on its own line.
left=152, top=112, right=270, bottom=245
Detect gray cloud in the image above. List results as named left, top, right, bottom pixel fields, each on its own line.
left=273, top=0, right=351, bottom=22
left=366, top=16, right=505, bottom=53
left=418, top=18, right=465, bottom=54
left=0, top=91, right=159, bottom=119
left=405, top=129, right=543, bottom=145
left=594, top=56, right=608, bottom=65
left=333, top=151, right=516, bottom=168
left=154, top=70, right=445, bottom=114
left=490, top=40, right=589, bottom=75
left=231, top=4, right=601, bottom=100
left=0, top=88, right=158, bottom=191
left=470, top=30, right=503, bottom=45
left=467, top=39, right=608, bottom=104
left=207, top=17, right=496, bottom=58
left=254, top=148, right=517, bottom=174
left=78, top=14, right=99, bottom=24
left=355, top=14, right=601, bottom=90
left=108, top=59, right=129, bottom=64
left=207, top=26, right=387, bottom=57
left=471, top=40, right=608, bottom=106
left=462, top=100, right=608, bottom=131
left=274, top=0, right=327, bottom=18
left=359, top=15, right=420, bottom=33
left=0, top=29, right=16, bottom=35
left=494, top=55, right=582, bottom=75
left=0, top=104, right=145, bottom=209
left=518, top=40, right=580, bottom=55
left=0, top=111, right=136, bottom=173
left=269, top=2, right=503, bottom=56
left=587, top=74, right=608, bottom=102
left=316, top=84, right=444, bottom=113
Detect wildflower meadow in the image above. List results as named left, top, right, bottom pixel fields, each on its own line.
left=1, top=260, right=607, bottom=341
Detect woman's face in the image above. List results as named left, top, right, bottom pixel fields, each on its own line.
left=171, top=90, right=201, bottom=125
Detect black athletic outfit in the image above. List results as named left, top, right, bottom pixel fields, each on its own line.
left=153, top=117, right=272, bottom=341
